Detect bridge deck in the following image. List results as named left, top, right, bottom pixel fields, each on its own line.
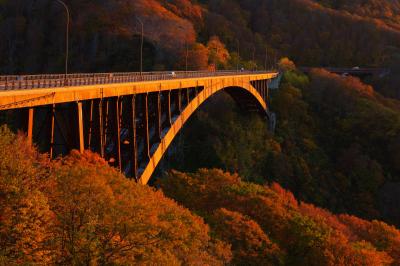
left=0, top=71, right=278, bottom=110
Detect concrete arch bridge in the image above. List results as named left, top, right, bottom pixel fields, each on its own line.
left=0, top=70, right=278, bottom=184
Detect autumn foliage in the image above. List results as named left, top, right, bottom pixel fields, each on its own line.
left=159, top=169, right=400, bottom=266
left=0, top=126, right=231, bottom=265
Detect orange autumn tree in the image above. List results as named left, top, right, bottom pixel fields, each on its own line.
left=191, top=43, right=210, bottom=70
left=159, top=169, right=398, bottom=266
left=0, top=128, right=232, bottom=265
left=278, top=57, right=296, bottom=71
left=46, top=151, right=231, bottom=265
left=209, top=208, right=283, bottom=265
left=207, top=36, right=230, bottom=69
left=0, top=126, right=54, bottom=264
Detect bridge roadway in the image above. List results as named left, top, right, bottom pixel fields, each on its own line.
left=0, top=70, right=278, bottom=184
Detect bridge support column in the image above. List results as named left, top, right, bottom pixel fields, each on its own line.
left=77, top=102, right=85, bottom=154
left=104, top=100, right=110, bottom=159
left=88, top=100, right=94, bottom=150
left=50, top=104, right=56, bottom=159
left=157, top=92, right=162, bottom=140
left=131, top=96, right=138, bottom=179
left=99, top=99, right=104, bottom=158
left=27, top=108, right=34, bottom=146
left=116, top=98, right=122, bottom=171
left=186, top=88, right=190, bottom=104
left=178, top=90, right=182, bottom=113
left=262, top=80, right=266, bottom=102
left=168, top=91, right=172, bottom=125
left=144, top=94, right=150, bottom=159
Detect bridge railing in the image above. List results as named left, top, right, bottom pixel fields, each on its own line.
left=0, top=70, right=276, bottom=91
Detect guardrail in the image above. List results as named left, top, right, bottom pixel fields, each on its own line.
left=0, top=70, right=277, bottom=91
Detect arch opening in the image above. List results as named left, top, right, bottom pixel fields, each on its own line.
left=138, top=82, right=269, bottom=185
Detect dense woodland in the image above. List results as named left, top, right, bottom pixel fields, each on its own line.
left=162, top=63, right=400, bottom=227
left=1, top=0, right=400, bottom=264
left=1, top=127, right=400, bottom=265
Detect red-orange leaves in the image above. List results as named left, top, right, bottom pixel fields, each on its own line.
left=0, top=128, right=232, bottom=264
left=160, top=169, right=400, bottom=265
left=209, top=208, right=282, bottom=265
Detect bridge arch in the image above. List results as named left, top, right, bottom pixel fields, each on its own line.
left=139, top=81, right=268, bottom=185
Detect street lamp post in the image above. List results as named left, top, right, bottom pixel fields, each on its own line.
left=252, top=46, right=256, bottom=71
left=236, top=39, right=240, bottom=72
left=185, top=40, right=189, bottom=72
left=56, top=0, right=69, bottom=76
left=135, top=17, right=144, bottom=75
left=214, top=47, right=219, bottom=71
left=265, top=47, right=268, bottom=71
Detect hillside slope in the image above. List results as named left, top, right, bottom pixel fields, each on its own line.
left=0, top=127, right=399, bottom=265
left=2, top=0, right=400, bottom=73
left=159, top=64, right=400, bottom=227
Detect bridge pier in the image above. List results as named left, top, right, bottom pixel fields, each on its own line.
left=131, top=95, right=138, bottom=179
left=178, top=90, right=182, bottom=112
left=50, top=104, right=56, bottom=159
left=99, top=99, right=105, bottom=158
left=87, top=100, right=94, bottom=150
left=77, top=102, right=85, bottom=154
left=104, top=99, right=110, bottom=159
left=27, top=108, right=34, bottom=146
left=116, top=98, right=122, bottom=171
left=144, top=94, right=150, bottom=160
left=157, top=93, right=162, bottom=141
left=167, top=91, right=172, bottom=125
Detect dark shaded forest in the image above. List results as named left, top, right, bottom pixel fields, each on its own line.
left=161, top=63, right=400, bottom=228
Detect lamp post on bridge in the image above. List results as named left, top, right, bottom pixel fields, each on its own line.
left=213, top=47, right=219, bottom=71
left=236, top=39, right=240, bottom=72
left=135, top=17, right=144, bottom=75
left=185, top=40, right=189, bottom=72
left=252, top=46, right=256, bottom=71
left=55, top=0, right=70, bottom=76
